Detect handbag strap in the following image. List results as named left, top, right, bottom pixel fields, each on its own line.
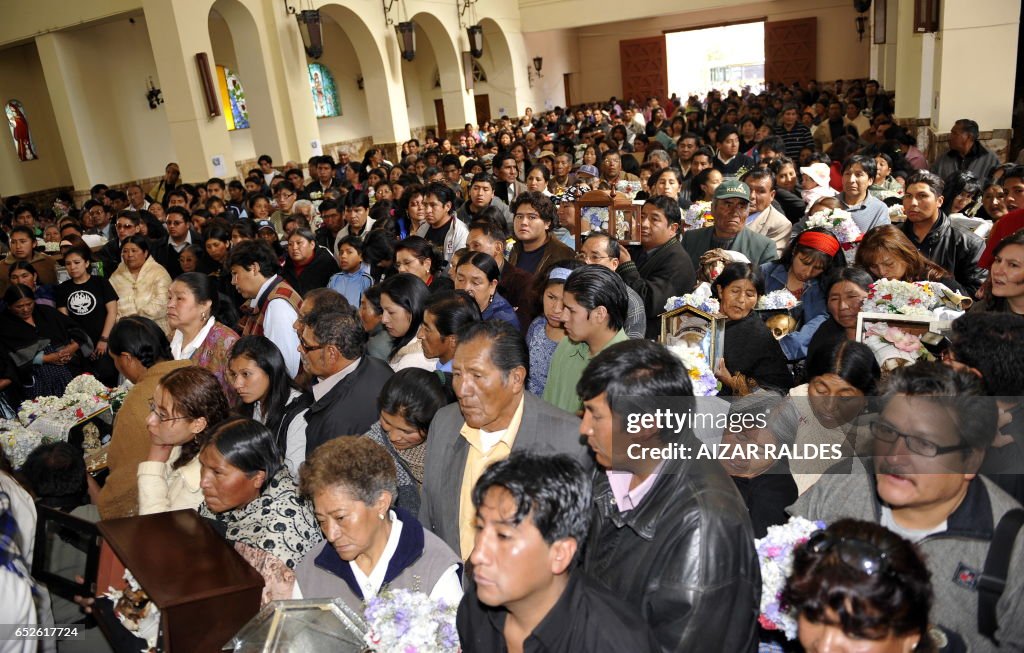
left=978, top=508, right=1024, bottom=641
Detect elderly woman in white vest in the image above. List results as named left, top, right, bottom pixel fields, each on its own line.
left=293, top=437, right=462, bottom=609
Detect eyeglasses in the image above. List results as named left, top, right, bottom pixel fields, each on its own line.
left=298, top=338, right=327, bottom=353
left=806, top=531, right=893, bottom=577
left=870, top=420, right=971, bottom=458
left=576, top=252, right=610, bottom=263
left=148, top=401, right=188, bottom=422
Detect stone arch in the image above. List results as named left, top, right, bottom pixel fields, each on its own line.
left=410, top=11, right=474, bottom=136
left=208, top=0, right=280, bottom=163
left=319, top=3, right=408, bottom=145
left=477, top=18, right=518, bottom=120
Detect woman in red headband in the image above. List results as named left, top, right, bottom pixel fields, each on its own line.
left=761, top=228, right=847, bottom=360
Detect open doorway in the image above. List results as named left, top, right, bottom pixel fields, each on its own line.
left=666, top=21, right=765, bottom=100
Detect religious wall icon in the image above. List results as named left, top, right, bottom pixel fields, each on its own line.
left=6, top=100, right=37, bottom=161
left=308, top=63, right=340, bottom=118
left=216, top=66, right=249, bottom=131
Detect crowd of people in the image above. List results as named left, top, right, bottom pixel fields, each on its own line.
left=1, top=78, right=1024, bottom=652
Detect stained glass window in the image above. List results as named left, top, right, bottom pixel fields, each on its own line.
left=6, top=100, right=37, bottom=161
left=308, top=64, right=341, bottom=118
left=216, top=65, right=250, bottom=130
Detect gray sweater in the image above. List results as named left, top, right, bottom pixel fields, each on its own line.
left=789, top=460, right=1024, bottom=652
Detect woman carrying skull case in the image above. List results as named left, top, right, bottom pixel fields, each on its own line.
left=760, top=229, right=846, bottom=361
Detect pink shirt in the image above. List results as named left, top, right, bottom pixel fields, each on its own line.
left=607, top=468, right=661, bottom=512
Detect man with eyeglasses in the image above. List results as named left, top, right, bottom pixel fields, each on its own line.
left=577, top=232, right=645, bottom=340
left=296, top=304, right=393, bottom=457
left=152, top=206, right=204, bottom=279
left=268, top=181, right=300, bottom=234
left=789, top=362, right=1024, bottom=651
left=97, top=211, right=143, bottom=278
left=681, top=180, right=776, bottom=269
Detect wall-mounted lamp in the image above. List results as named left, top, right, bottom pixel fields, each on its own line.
left=382, top=0, right=398, bottom=26
left=284, top=0, right=323, bottom=59
left=458, top=0, right=479, bottom=32
left=396, top=22, right=416, bottom=61
left=146, top=77, right=164, bottom=109
left=853, top=0, right=871, bottom=41
left=913, top=0, right=939, bottom=33
left=527, top=56, right=543, bottom=87
left=467, top=24, right=484, bottom=58
left=357, top=75, right=365, bottom=90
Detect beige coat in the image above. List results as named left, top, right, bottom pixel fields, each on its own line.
left=109, top=255, right=172, bottom=332
left=748, top=205, right=793, bottom=258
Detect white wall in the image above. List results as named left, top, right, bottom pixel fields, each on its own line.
left=521, top=29, right=575, bottom=110
left=0, top=43, right=73, bottom=195
left=401, top=33, right=441, bottom=132
left=572, top=0, right=869, bottom=104
left=55, top=14, right=177, bottom=185
left=315, top=15, right=371, bottom=147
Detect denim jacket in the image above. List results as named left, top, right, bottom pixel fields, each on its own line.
left=761, top=261, right=828, bottom=361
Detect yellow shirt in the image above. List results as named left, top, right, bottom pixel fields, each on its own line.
left=457, top=395, right=525, bottom=559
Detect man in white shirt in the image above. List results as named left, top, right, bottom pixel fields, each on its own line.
left=228, top=240, right=303, bottom=377
left=126, top=184, right=150, bottom=212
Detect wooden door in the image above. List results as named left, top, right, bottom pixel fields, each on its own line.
left=474, top=94, right=491, bottom=126
left=619, top=36, right=667, bottom=106
left=563, top=73, right=572, bottom=107
left=434, top=98, right=447, bottom=138
left=765, top=18, right=817, bottom=86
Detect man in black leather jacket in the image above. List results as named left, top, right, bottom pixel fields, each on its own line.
left=577, top=340, right=761, bottom=652
left=900, top=171, right=986, bottom=296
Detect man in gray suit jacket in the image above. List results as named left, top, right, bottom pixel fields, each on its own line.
left=681, top=180, right=777, bottom=270
left=741, top=169, right=793, bottom=257
left=419, top=320, right=592, bottom=559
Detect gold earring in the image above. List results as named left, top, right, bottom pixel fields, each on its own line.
left=378, top=513, right=385, bottom=521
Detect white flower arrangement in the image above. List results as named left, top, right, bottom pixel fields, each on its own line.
left=756, top=289, right=800, bottom=311
left=666, top=344, right=719, bottom=396
left=18, top=395, right=68, bottom=426
left=363, top=589, right=459, bottom=653
left=682, top=200, right=714, bottom=231
left=664, top=282, right=720, bottom=314
left=756, top=516, right=826, bottom=640
left=860, top=279, right=938, bottom=317
left=804, top=208, right=862, bottom=263
left=0, top=419, right=45, bottom=469
left=18, top=391, right=110, bottom=449
left=65, top=373, right=108, bottom=398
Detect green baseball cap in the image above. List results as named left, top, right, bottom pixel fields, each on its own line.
left=714, top=180, right=751, bottom=201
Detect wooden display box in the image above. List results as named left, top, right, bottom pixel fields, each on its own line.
left=659, top=304, right=727, bottom=368
left=574, top=189, right=643, bottom=249
left=96, top=510, right=264, bottom=653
